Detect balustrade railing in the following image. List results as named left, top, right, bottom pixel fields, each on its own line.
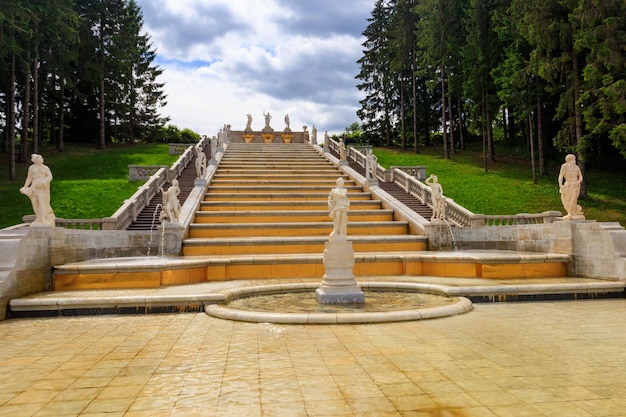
left=32, top=139, right=205, bottom=231
left=326, top=138, right=560, bottom=228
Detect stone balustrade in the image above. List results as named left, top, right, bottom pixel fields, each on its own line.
left=168, top=143, right=195, bottom=155
left=328, top=138, right=561, bottom=228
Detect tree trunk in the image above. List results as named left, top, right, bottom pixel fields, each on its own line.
left=537, top=96, right=546, bottom=176
left=528, top=113, right=537, bottom=184
left=20, top=55, right=32, bottom=163
left=457, top=94, right=465, bottom=150
left=9, top=53, right=17, bottom=180
left=485, top=94, right=495, bottom=161
left=57, top=78, right=65, bottom=152
left=441, top=67, right=449, bottom=159
left=481, top=84, right=488, bottom=172
left=400, top=77, right=406, bottom=150
left=32, top=55, right=40, bottom=155
left=572, top=46, right=586, bottom=198
left=98, top=77, right=106, bottom=149
left=412, top=61, right=419, bottom=154
left=447, top=77, right=455, bottom=154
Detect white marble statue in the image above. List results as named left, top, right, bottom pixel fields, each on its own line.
left=20, top=153, right=55, bottom=227
left=558, top=154, right=585, bottom=220
left=160, top=179, right=181, bottom=224
left=263, top=112, right=272, bottom=129
left=365, top=148, right=378, bottom=180
left=195, top=146, right=207, bottom=178
left=425, top=174, right=446, bottom=221
left=284, top=114, right=290, bottom=130
left=328, top=177, right=350, bottom=237
left=311, top=126, right=317, bottom=144
left=245, top=114, right=252, bottom=131
left=324, top=131, right=329, bottom=149
left=338, top=138, right=346, bottom=162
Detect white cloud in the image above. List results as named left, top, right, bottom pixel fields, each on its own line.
left=136, top=0, right=372, bottom=136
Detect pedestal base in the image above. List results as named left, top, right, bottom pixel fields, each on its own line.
left=316, top=237, right=364, bottom=304
left=315, top=288, right=364, bottom=304
left=261, top=133, right=275, bottom=143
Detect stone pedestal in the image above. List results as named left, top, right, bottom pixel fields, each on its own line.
left=316, top=236, right=364, bottom=304
left=242, top=133, right=254, bottom=143
left=281, top=133, right=294, bottom=143
left=261, top=133, right=275, bottom=143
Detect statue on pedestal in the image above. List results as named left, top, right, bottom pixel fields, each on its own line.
left=328, top=177, right=350, bottom=238
left=263, top=111, right=273, bottom=131
left=160, top=179, right=181, bottom=224
left=365, top=149, right=378, bottom=181
left=558, top=154, right=585, bottom=220
left=284, top=114, right=291, bottom=131
left=20, top=153, right=55, bottom=227
left=195, top=146, right=207, bottom=178
left=425, top=174, right=446, bottom=221
left=317, top=176, right=364, bottom=304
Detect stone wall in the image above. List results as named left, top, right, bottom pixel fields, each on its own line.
left=0, top=228, right=54, bottom=320
left=450, top=220, right=626, bottom=280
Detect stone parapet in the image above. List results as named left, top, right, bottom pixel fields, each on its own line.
left=230, top=130, right=308, bottom=143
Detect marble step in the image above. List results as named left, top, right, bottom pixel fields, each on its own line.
left=205, top=185, right=363, bottom=194
left=202, top=192, right=374, bottom=202
left=49, top=250, right=572, bottom=291
left=188, top=221, right=410, bottom=238
left=198, top=200, right=383, bottom=211
left=182, top=235, right=428, bottom=256
left=209, top=178, right=357, bottom=186
left=193, top=209, right=395, bottom=224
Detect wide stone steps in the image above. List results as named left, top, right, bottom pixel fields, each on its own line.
left=206, top=185, right=363, bottom=194
left=188, top=221, right=409, bottom=238
left=202, top=192, right=373, bottom=202
left=184, top=142, right=421, bottom=264
left=209, top=179, right=357, bottom=186
left=193, top=209, right=394, bottom=223
left=40, top=142, right=571, bottom=293
left=183, top=235, right=426, bottom=256
left=198, top=200, right=383, bottom=212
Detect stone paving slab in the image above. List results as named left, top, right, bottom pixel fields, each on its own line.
left=1, top=298, right=626, bottom=416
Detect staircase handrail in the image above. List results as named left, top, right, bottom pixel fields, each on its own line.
left=35, top=139, right=206, bottom=231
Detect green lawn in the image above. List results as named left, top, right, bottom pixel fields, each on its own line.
left=373, top=145, right=626, bottom=226
left=0, top=143, right=177, bottom=228
left=1, top=142, right=624, bottom=229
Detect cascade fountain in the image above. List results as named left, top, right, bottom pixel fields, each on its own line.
left=205, top=177, right=473, bottom=324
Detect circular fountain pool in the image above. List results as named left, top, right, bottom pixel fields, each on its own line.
left=205, top=282, right=473, bottom=324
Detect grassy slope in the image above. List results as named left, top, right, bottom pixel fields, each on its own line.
left=373, top=144, right=626, bottom=225
left=1, top=142, right=623, bottom=229
left=0, top=143, right=177, bottom=228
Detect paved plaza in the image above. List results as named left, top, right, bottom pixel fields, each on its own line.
left=1, top=296, right=625, bottom=417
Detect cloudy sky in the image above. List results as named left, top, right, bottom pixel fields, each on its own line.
left=135, top=0, right=374, bottom=137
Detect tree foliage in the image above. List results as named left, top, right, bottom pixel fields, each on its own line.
left=1, top=0, right=169, bottom=177
left=356, top=0, right=626, bottom=175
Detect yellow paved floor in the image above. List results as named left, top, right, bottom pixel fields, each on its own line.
left=1, top=299, right=626, bottom=416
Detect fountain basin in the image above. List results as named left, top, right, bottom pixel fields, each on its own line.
left=205, top=282, right=473, bottom=324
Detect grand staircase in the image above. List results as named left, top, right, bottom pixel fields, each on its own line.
left=181, top=142, right=429, bottom=280
left=49, top=141, right=571, bottom=290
